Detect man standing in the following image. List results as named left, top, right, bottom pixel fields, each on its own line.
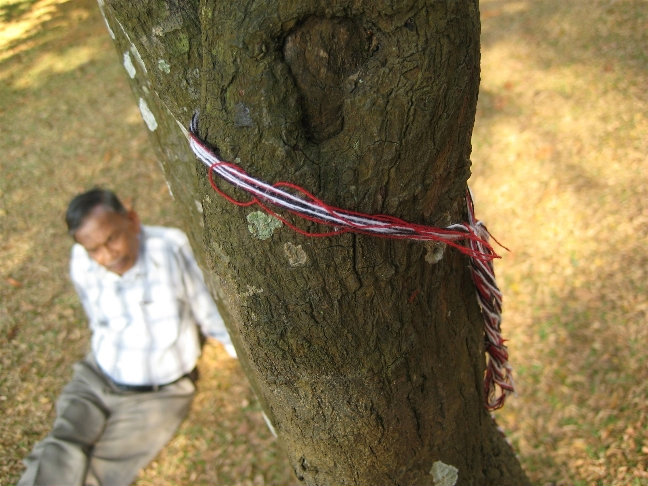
left=19, top=188, right=236, bottom=486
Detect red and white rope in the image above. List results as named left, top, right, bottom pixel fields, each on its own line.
left=188, top=113, right=513, bottom=409
left=465, top=191, right=514, bottom=410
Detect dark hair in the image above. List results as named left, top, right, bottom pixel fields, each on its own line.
left=66, top=188, right=126, bottom=235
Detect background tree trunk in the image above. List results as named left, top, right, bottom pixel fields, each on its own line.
left=99, top=0, right=530, bottom=484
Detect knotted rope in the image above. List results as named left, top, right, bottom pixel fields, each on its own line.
left=187, top=113, right=514, bottom=409
left=465, top=191, right=514, bottom=410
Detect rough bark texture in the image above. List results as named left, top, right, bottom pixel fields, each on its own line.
left=99, top=1, right=530, bottom=484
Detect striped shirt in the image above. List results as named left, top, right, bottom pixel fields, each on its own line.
left=70, top=225, right=235, bottom=386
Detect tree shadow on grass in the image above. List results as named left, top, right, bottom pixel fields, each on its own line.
left=477, top=0, right=647, bottom=189
left=481, top=0, right=648, bottom=78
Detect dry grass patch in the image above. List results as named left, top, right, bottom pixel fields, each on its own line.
left=475, top=1, right=648, bottom=485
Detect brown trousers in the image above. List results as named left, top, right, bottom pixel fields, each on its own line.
left=18, top=354, right=195, bottom=486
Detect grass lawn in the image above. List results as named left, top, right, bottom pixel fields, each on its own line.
left=1, top=0, right=646, bottom=485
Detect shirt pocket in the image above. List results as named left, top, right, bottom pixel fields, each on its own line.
left=140, top=293, right=184, bottom=346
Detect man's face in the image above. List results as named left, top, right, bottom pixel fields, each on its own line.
left=73, top=205, right=141, bottom=275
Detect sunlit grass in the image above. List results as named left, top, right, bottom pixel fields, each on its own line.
left=0, top=0, right=60, bottom=60
left=10, top=43, right=97, bottom=88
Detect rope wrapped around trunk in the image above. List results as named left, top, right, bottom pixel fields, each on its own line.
left=187, top=113, right=514, bottom=410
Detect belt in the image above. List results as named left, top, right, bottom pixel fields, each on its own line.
left=110, top=367, right=199, bottom=393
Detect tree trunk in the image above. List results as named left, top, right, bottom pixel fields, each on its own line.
left=99, top=0, right=530, bottom=484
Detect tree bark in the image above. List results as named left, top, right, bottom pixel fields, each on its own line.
left=99, top=0, right=530, bottom=484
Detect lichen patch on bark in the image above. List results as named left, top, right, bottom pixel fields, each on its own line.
left=283, top=242, right=308, bottom=267
left=247, top=210, right=282, bottom=239
left=430, top=461, right=459, bottom=486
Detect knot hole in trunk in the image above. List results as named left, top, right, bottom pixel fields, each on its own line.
left=283, top=17, right=372, bottom=143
